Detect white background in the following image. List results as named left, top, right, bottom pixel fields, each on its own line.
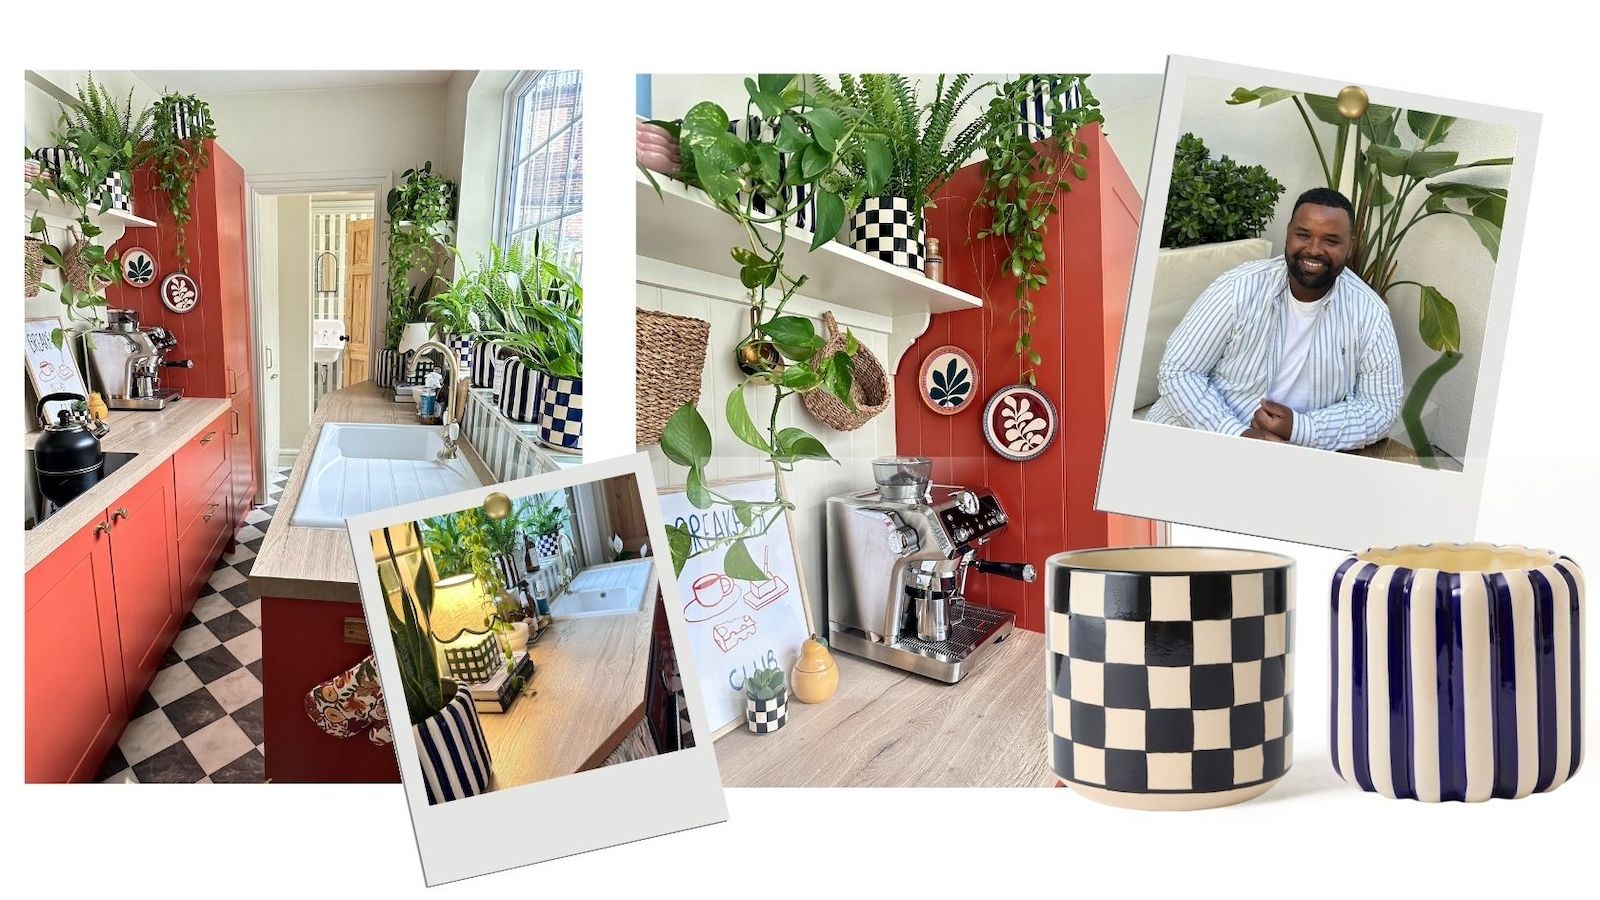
left=5, top=3, right=1596, bottom=897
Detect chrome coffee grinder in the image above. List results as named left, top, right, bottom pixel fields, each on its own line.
left=824, top=456, right=1034, bottom=683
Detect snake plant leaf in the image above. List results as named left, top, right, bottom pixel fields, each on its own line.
left=686, top=466, right=714, bottom=510
left=1227, top=86, right=1298, bottom=107
left=1417, top=285, right=1463, bottom=353
left=811, top=189, right=845, bottom=251
left=661, top=403, right=714, bottom=469
left=1406, top=111, right=1458, bottom=147
left=805, top=107, right=844, bottom=154
left=726, top=384, right=774, bottom=453
left=723, top=539, right=769, bottom=582
left=666, top=523, right=693, bottom=577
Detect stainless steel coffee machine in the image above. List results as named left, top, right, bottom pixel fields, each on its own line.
left=83, top=309, right=193, bottom=409
left=825, top=456, right=1035, bottom=683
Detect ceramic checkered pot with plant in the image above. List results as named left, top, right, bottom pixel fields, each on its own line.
left=849, top=196, right=923, bottom=270
left=1045, top=547, right=1296, bottom=810
left=537, top=375, right=582, bottom=450
left=745, top=665, right=788, bottom=734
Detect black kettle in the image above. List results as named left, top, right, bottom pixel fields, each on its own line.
left=35, top=392, right=107, bottom=504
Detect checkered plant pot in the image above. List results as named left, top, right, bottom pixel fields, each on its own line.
left=100, top=170, right=132, bottom=212
left=1017, top=76, right=1085, bottom=141
left=746, top=687, right=788, bottom=734
left=849, top=196, right=924, bottom=269
left=1046, top=548, right=1296, bottom=809
left=413, top=683, right=494, bottom=805
left=537, top=375, right=583, bottom=450
left=469, top=341, right=499, bottom=389
left=498, top=358, right=543, bottom=423
left=374, top=348, right=402, bottom=388
left=731, top=116, right=819, bottom=234
left=447, top=335, right=473, bottom=368
left=441, top=633, right=505, bottom=685
left=535, top=533, right=561, bottom=559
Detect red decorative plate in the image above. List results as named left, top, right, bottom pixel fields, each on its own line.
left=982, top=384, right=1058, bottom=462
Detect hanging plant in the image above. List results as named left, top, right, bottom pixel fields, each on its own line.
left=144, top=92, right=217, bottom=271
left=385, top=162, right=457, bottom=347
left=26, top=117, right=128, bottom=345
left=972, top=75, right=1104, bottom=385
left=642, top=74, right=883, bottom=578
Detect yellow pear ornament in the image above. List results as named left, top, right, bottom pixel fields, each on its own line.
left=791, top=634, right=839, bottom=704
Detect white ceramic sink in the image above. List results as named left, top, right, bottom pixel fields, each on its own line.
left=550, top=559, right=654, bottom=618
left=312, top=319, right=345, bottom=365
left=288, top=423, right=480, bottom=528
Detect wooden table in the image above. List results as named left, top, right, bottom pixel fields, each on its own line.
left=714, top=630, right=1053, bottom=787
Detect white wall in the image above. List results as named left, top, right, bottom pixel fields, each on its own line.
left=1174, top=74, right=1514, bottom=459
left=451, top=71, right=518, bottom=261
left=277, top=196, right=313, bottom=455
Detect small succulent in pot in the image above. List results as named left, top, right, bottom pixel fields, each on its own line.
left=745, top=664, right=788, bottom=733
left=746, top=665, right=786, bottom=701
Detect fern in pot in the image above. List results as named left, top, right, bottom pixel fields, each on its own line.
left=379, top=525, right=493, bottom=804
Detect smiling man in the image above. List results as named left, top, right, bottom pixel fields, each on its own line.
left=1145, top=187, right=1403, bottom=451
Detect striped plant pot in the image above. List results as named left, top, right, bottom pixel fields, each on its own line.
left=32, top=147, right=87, bottom=185
left=731, top=116, right=819, bottom=233
left=413, top=682, right=494, bottom=805
left=498, top=358, right=543, bottom=423
left=537, top=376, right=583, bottom=450
left=168, top=99, right=209, bottom=139
left=1017, top=75, right=1085, bottom=141
left=746, top=687, right=788, bottom=734
left=469, top=341, right=499, bottom=389
left=849, top=196, right=923, bottom=270
left=374, top=348, right=402, bottom=388
left=1331, top=543, right=1585, bottom=802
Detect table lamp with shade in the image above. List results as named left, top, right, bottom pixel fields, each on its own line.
left=428, top=571, right=504, bottom=685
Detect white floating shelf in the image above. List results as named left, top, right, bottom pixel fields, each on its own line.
left=635, top=170, right=982, bottom=320
left=25, top=181, right=157, bottom=229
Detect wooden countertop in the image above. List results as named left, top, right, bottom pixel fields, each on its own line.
left=478, top=573, right=660, bottom=786
left=25, top=397, right=232, bottom=571
left=713, top=629, right=1053, bottom=787
left=249, top=380, right=494, bottom=603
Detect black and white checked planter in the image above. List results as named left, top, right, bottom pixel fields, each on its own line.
left=537, top=375, right=583, bottom=451
left=441, top=633, right=504, bottom=686
left=1331, top=544, right=1585, bottom=802
left=100, top=171, right=132, bottom=212
left=1047, top=547, right=1296, bottom=810
left=746, top=688, right=788, bottom=734
left=414, top=683, right=494, bottom=805
left=849, top=196, right=923, bottom=270
left=731, top=116, right=819, bottom=234
left=498, top=358, right=543, bottom=423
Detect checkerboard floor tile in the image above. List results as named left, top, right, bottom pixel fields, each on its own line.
left=97, top=469, right=288, bottom=784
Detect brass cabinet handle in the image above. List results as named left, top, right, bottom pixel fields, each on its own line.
left=112, top=507, right=129, bottom=522
left=200, top=431, right=218, bottom=445
left=231, top=410, right=240, bottom=435
left=201, top=502, right=220, bottom=522
left=93, top=522, right=111, bottom=537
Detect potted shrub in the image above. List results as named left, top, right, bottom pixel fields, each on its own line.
left=528, top=495, right=568, bottom=560
left=54, top=75, right=150, bottom=214
left=476, top=233, right=583, bottom=445
left=812, top=74, right=990, bottom=270
left=744, top=664, right=788, bottom=733
left=1137, top=132, right=1285, bottom=413
left=378, top=526, right=493, bottom=804
left=25, top=145, right=122, bottom=343
left=385, top=162, right=457, bottom=349
left=143, top=92, right=217, bottom=271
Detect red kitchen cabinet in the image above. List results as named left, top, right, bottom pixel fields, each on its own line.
left=26, top=512, right=126, bottom=783
left=108, top=458, right=183, bottom=706
left=230, top=387, right=257, bottom=527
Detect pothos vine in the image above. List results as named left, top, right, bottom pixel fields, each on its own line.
left=974, top=75, right=1105, bottom=385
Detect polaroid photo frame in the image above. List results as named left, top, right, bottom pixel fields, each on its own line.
left=345, top=452, right=727, bottom=886
left=1099, top=55, right=1541, bottom=550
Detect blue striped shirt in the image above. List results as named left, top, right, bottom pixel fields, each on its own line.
left=1145, top=257, right=1403, bottom=451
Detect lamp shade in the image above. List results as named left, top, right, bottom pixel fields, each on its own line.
left=428, top=572, right=492, bottom=644
left=398, top=322, right=434, bottom=356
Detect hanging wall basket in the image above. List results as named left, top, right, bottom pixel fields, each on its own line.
left=25, top=237, right=45, bottom=298
left=636, top=308, right=710, bottom=446
left=802, top=311, right=891, bottom=432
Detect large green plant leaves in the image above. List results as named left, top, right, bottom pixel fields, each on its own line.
left=811, top=190, right=845, bottom=251
left=680, top=101, right=747, bottom=205
left=723, top=540, right=769, bottom=581
left=1406, top=111, right=1457, bottom=147
left=660, top=404, right=713, bottom=469
left=1227, top=86, right=1298, bottom=107
left=758, top=315, right=824, bottom=360
left=725, top=385, right=773, bottom=453
left=1417, top=285, right=1462, bottom=353
left=773, top=427, right=836, bottom=465
left=1426, top=182, right=1507, bottom=227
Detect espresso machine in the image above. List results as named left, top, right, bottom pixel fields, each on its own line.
left=825, top=457, right=1035, bottom=683
left=83, top=309, right=192, bottom=409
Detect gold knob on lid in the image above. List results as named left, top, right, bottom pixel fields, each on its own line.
left=1336, top=86, right=1369, bottom=120
left=483, top=492, right=513, bottom=520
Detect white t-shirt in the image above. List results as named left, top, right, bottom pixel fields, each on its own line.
left=1266, top=287, right=1329, bottom=413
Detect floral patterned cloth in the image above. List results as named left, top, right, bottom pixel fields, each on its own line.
left=304, top=654, right=394, bottom=746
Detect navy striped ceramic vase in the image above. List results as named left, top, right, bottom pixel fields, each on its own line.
left=412, top=682, right=494, bottom=805
left=1330, top=543, right=1585, bottom=802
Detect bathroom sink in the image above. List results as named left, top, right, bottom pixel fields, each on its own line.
left=550, top=559, right=654, bottom=618
left=288, top=423, right=480, bottom=528
left=312, top=319, right=345, bottom=365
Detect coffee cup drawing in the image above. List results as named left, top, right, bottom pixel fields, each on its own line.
left=684, top=572, right=738, bottom=623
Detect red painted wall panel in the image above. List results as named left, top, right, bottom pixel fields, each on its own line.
left=896, top=126, right=1157, bottom=633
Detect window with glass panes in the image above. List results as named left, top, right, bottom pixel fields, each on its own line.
left=500, top=70, right=583, bottom=264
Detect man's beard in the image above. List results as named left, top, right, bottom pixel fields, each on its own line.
left=1287, top=252, right=1339, bottom=291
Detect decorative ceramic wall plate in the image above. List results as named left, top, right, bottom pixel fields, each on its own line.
left=982, top=384, right=1058, bottom=462
left=121, top=247, right=156, bottom=287
left=919, top=345, right=976, bottom=415
left=160, top=272, right=199, bottom=313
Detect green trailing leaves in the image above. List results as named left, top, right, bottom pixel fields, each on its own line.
left=686, top=467, right=714, bottom=509
left=723, top=540, right=769, bottom=581
left=665, top=524, right=693, bottom=577
left=774, top=427, right=836, bottom=464
left=811, top=189, right=845, bottom=251
left=660, top=404, right=713, bottom=469
left=759, top=315, right=824, bottom=360
left=725, top=385, right=773, bottom=453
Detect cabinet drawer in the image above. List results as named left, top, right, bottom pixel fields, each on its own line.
left=175, top=411, right=230, bottom=526
left=178, top=477, right=232, bottom=608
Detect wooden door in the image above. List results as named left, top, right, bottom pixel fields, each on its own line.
left=27, top=512, right=126, bottom=782
left=107, top=459, right=182, bottom=707
left=344, top=218, right=374, bottom=385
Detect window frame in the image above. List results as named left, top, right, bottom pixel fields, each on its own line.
left=494, top=69, right=583, bottom=261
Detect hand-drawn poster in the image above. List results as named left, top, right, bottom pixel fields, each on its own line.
left=24, top=317, right=90, bottom=423
left=658, top=477, right=811, bottom=736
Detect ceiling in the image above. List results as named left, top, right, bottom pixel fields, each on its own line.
left=133, top=70, right=456, bottom=95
